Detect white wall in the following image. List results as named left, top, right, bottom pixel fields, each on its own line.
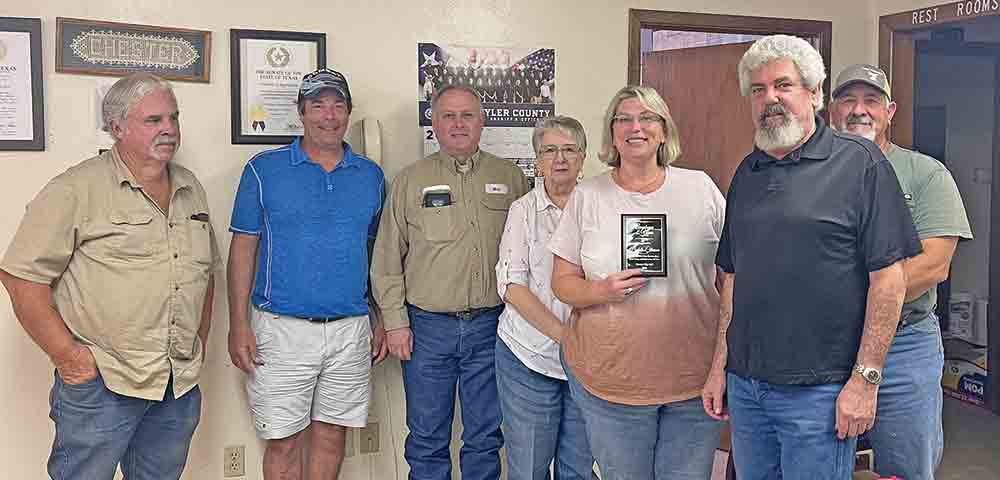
left=1, top=1, right=883, bottom=479
left=916, top=53, right=995, bottom=301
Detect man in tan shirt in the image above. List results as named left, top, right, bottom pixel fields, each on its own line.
left=371, top=85, right=528, bottom=480
left=0, top=73, right=219, bottom=480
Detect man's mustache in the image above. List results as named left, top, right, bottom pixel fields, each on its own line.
left=758, top=103, right=788, bottom=125
left=846, top=114, right=873, bottom=126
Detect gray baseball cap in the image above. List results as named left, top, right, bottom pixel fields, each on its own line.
left=298, top=68, right=352, bottom=111
left=833, top=64, right=891, bottom=100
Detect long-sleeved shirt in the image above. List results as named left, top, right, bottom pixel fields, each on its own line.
left=496, top=183, right=571, bottom=379
left=371, top=149, right=529, bottom=330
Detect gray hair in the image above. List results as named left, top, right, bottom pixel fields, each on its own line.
left=102, top=73, right=174, bottom=135
left=431, top=84, right=483, bottom=113
left=599, top=85, right=681, bottom=167
left=532, top=115, right=587, bottom=154
left=738, top=35, right=827, bottom=110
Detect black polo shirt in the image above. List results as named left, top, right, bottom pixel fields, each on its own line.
left=717, top=116, right=921, bottom=385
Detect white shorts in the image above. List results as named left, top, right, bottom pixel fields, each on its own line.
left=247, top=307, right=372, bottom=440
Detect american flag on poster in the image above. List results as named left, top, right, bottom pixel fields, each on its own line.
left=418, top=42, right=556, bottom=184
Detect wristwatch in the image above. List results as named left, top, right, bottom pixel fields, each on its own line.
left=854, top=363, right=883, bottom=385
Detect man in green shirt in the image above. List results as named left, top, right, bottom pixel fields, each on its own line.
left=830, top=64, right=973, bottom=480
left=371, top=84, right=529, bottom=479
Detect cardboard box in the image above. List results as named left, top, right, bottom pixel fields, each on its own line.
left=942, top=338, right=988, bottom=406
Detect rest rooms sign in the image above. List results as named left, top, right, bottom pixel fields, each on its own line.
left=56, top=17, right=211, bottom=82
left=908, top=0, right=1000, bottom=25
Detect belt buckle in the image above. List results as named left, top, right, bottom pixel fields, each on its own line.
left=455, top=310, right=475, bottom=320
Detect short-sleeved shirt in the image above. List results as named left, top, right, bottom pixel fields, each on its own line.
left=717, top=117, right=922, bottom=385
left=496, top=183, right=571, bottom=379
left=229, top=139, right=384, bottom=319
left=549, top=168, right=726, bottom=405
left=885, top=144, right=973, bottom=325
left=371, top=150, right=530, bottom=330
left=1, top=147, right=221, bottom=400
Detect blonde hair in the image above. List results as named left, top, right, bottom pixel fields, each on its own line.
left=599, top=86, right=681, bottom=167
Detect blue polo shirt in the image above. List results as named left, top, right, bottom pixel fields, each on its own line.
left=717, top=117, right=921, bottom=385
left=230, top=139, right=385, bottom=318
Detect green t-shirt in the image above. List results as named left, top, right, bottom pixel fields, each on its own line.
left=886, top=144, right=973, bottom=325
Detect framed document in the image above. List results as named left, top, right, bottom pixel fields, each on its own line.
left=230, top=29, right=326, bottom=144
left=55, top=17, right=211, bottom=82
left=0, top=17, right=44, bottom=151
left=621, top=213, right=667, bottom=277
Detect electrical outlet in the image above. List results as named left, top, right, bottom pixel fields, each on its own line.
left=360, top=422, right=379, bottom=454
left=224, top=445, right=245, bottom=477
left=345, top=426, right=356, bottom=457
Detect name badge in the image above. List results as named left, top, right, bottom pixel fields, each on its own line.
left=485, top=183, right=509, bottom=194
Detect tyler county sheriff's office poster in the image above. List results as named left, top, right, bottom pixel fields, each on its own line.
left=418, top=42, right=556, bottom=185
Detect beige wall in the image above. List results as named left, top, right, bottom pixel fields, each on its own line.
left=2, top=0, right=890, bottom=478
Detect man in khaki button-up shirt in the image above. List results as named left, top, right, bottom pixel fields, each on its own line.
left=371, top=85, right=528, bottom=479
left=0, top=73, right=219, bottom=480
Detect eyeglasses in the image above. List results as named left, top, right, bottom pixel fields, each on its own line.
left=538, top=145, right=584, bottom=159
left=612, top=113, right=663, bottom=127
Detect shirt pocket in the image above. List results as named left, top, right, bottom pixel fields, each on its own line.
left=420, top=205, right=459, bottom=242
left=187, top=218, right=213, bottom=265
left=480, top=194, right=513, bottom=243
left=107, top=210, right=157, bottom=258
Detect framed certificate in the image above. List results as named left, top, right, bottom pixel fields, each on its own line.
left=230, top=29, right=326, bottom=144
left=0, top=17, right=44, bottom=151
left=621, top=213, right=667, bottom=277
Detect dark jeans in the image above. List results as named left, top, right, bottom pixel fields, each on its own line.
left=402, top=305, right=504, bottom=480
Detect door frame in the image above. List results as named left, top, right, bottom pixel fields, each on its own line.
left=627, top=9, right=832, bottom=102
left=880, top=2, right=1000, bottom=414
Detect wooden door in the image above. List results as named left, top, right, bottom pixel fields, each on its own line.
left=641, top=41, right=754, bottom=195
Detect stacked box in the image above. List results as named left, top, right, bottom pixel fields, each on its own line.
left=942, top=338, right=988, bottom=406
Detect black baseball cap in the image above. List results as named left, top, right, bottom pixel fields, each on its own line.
left=298, top=68, right=352, bottom=111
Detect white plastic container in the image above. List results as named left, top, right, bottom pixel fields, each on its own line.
left=948, top=292, right=974, bottom=342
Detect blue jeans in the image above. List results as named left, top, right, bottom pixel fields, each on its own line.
left=727, top=373, right=856, bottom=480
left=495, top=338, right=592, bottom=480
left=402, top=305, right=504, bottom=480
left=565, top=362, right=721, bottom=480
left=864, top=316, right=944, bottom=480
left=47, top=371, right=201, bottom=480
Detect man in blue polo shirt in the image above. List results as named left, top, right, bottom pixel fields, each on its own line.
left=701, top=36, right=922, bottom=479
left=227, top=68, right=388, bottom=480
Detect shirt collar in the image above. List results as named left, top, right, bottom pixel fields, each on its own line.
left=437, top=149, right=482, bottom=175
left=289, top=138, right=361, bottom=169
left=532, top=181, right=560, bottom=212
left=751, top=115, right=833, bottom=170
left=110, top=145, right=193, bottom=193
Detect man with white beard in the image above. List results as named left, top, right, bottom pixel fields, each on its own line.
left=829, top=64, right=972, bottom=480
left=702, top=36, right=923, bottom=479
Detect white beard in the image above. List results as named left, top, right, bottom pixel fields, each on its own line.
left=755, top=114, right=806, bottom=152
left=843, top=124, right=877, bottom=142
